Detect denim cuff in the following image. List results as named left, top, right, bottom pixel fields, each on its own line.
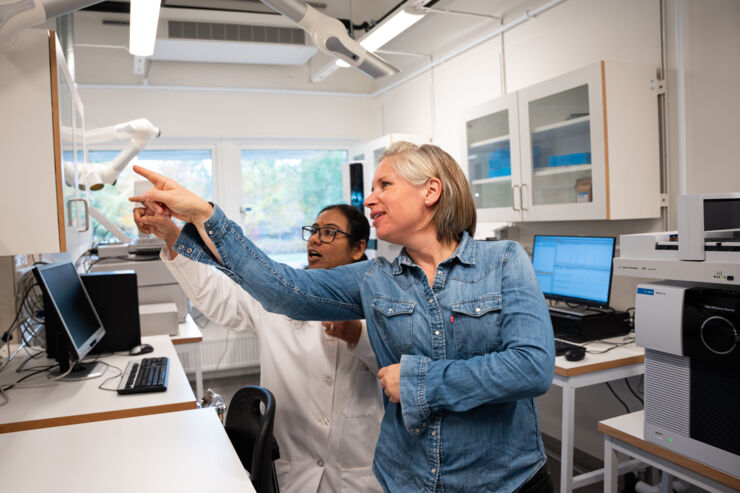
left=174, top=204, right=227, bottom=266
left=399, top=354, right=431, bottom=436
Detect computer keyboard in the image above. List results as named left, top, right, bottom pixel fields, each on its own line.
left=117, top=357, right=169, bottom=395
left=554, top=339, right=584, bottom=356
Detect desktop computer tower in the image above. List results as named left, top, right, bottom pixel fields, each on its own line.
left=81, top=271, right=141, bottom=353
left=550, top=310, right=631, bottom=342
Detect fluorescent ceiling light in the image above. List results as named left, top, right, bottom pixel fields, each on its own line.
left=362, top=10, right=424, bottom=52
left=336, top=9, right=424, bottom=68
left=129, top=0, right=162, bottom=56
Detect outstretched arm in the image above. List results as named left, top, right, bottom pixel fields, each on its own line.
left=128, top=165, right=223, bottom=264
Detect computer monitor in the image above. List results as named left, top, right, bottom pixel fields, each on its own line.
left=532, top=235, right=616, bottom=311
left=33, top=262, right=106, bottom=378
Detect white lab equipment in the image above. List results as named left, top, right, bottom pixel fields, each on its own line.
left=66, top=118, right=161, bottom=191
left=259, top=0, right=398, bottom=79
left=0, top=0, right=101, bottom=50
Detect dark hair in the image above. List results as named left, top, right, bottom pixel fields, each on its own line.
left=318, top=204, right=370, bottom=261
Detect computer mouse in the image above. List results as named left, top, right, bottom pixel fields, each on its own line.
left=129, top=343, right=154, bottom=356
left=564, top=347, right=586, bottom=362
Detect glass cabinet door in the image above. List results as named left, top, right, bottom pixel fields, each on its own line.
left=526, top=84, right=592, bottom=207
left=463, top=94, right=521, bottom=221
left=518, top=62, right=606, bottom=221
left=57, top=61, right=79, bottom=234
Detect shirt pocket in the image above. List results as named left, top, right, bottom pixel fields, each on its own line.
left=451, top=293, right=502, bottom=355
left=371, top=296, right=415, bottom=351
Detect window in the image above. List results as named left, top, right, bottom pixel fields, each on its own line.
left=87, top=149, right=213, bottom=243
left=241, top=149, right=346, bottom=267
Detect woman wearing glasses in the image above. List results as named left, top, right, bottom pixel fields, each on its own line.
left=132, top=141, right=555, bottom=493
left=133, top=204, right=383, bottom=493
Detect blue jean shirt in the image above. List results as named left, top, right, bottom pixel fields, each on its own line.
left=175, top=205, right=555, bottom=492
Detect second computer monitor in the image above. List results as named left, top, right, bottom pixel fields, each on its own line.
left=34, top=262, right=106, bottom=375
left=532, top=235, right=616, bottom=309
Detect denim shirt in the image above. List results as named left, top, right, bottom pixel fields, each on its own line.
left=176, top=205, right=555, bottom=493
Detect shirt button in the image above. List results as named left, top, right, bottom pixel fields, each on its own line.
left=323, top=376, right=334, bottom=386
left=434, top=330, right=440, bottom=336
left=428, top=298, right=433, bottom=304
left=437, top=271, right=442, bottom=276
left=317, top=459, right=324, bottom=467
left=186, top=248, right=192, bottom=253
left=414, top=428, right=420, bottom=434
left=208, top=230, right=214, bottom=235
left=431, top=431, right=436, bottom=436
left=431, top=468, right=436, bottom=474
left=388, top=308, right=393, bottom=313
left=178, top=245, right=184, bottom=250
left=475, top=307, right=481, bottom=313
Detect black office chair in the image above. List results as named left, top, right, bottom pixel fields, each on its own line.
left=225, top=386, right=281, bottom=493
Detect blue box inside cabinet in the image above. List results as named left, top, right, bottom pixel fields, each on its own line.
left=488, top=149, right=511, bottom=178
left=547, top=152, right=591, bottom=167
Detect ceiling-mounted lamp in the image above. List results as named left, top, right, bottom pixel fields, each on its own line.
left=260, top=0, right=398, bottom=79
left=128, top=0, right=161, bottom=56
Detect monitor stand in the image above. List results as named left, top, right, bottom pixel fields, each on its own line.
left=548, top=305, right=603, bottom=318
left=48, top=361, right=107, bottom=380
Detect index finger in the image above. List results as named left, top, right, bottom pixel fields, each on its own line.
left=132, top=165, right=168, bottom=187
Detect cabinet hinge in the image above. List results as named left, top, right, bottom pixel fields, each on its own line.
left=650, top=79, right=666, bottom=95
left=660, top=193, right=669, bottom=207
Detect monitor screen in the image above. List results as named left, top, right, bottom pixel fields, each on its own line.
left=34, top=262, right=105, bottom=364
left=532, top=235, right=616, bottom=308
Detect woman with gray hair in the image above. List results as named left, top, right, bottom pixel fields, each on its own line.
left=131, top=141, right=555, bottom=493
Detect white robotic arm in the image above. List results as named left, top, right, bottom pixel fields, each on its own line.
left=64, top=118, right=160, bottom=191
left=0, top=0, right=101, bottom=50
left=260, top=0, right=399, bottom=79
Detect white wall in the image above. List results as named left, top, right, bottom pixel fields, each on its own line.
left=81, top=88, right=378, bottom=141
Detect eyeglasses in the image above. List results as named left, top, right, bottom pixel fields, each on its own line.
left=302, top=225, right=357, bottom=244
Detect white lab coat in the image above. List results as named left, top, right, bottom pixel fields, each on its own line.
left=161, top=251, right=384, bottom=493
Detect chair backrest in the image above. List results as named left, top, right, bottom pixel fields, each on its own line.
left=225, top=386, right=280, bottom=493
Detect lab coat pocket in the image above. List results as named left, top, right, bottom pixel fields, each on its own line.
left=371, top=296, right=415, bottom=351
left=451, top=293, right=502, bottom=355
left=273, top=459, right=291, bottom=488
left=340, top=466, right=383, bottom=493
left=342, top=369, right=380, bottom=418
left=337, top=414, right=381, bottom=470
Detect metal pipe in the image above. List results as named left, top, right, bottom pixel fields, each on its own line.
left=424, top=7, right=500, bottom=21
left=56, top=12, right=74, bottom=78
left=674, top=0, right=688, bottom=196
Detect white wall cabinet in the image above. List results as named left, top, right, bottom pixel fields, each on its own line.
left=464, top=60, right=661, bottom=223
left=0, top=30, right=90, bottom=257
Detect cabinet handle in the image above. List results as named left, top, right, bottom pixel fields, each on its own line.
left=512, top=185, right=521, bottom=211
left=520, top=184, right=529, bottom=211
left=67, top=198, right=90, bottom=232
